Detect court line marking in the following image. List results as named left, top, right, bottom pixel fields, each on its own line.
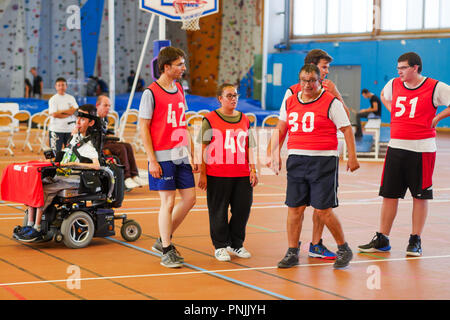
left=2, top=197, right=450, bottom=220
left=2, top=253, right=449, bottom=289
left=2, top=186, right=450, bottom=206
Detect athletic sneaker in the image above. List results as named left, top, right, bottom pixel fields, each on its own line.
left=13, top=226, right=33, bottom=239
left=308, top=239, right=337, bottom=260
left=406, top=234, right=422, bottom=256
left=17, top=228, right=42, bottom=242
left=160, top=248, right=183, bottom=268
left=215, top=248, right=231, bottom=261
left=358, top=232, right=391, bottom=253
left=152, top=238, right=163, bottom=254
left=152, top=238, right=184, bottom=262
left=227, top=246, right=251, bottom=258
left=277, top=248, right=300, bottom=268
left=333, top=244, right=353, bottom=269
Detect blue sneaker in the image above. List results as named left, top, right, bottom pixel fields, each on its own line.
left=17, top=228, right=42, bottom=242
left=13, top=226, right=33, bottom=239
left=309, top=239, right=337, bottom=260
left=406, top=234, right=422, bottom=256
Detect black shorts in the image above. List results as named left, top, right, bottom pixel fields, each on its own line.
left=285, top=155, right=339, bottom=210
left=379, top=147, right=436, bottom=200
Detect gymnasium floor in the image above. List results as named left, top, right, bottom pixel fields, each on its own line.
left=1, top=131, right=450, bottom=301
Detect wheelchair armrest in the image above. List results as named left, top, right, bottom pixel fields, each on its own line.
left=105, top=136, right=120, bottom=142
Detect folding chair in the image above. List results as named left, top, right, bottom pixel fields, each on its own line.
left=245, top=112, right=257, bottom=128
left=261, top=114, right=279, bottom=129
left=13, top=110, right=33, bottom=152
left=0, top=114, right=15, bottom=155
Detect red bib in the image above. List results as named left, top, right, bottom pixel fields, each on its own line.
left=1, top=161, right=53, bottom=207
left=148, top=81, right=189, bottom=151
left=204, top=111, right=250, bottom=177
left=391, top=77, right=438, bottom=140
left=286, top=90, right=338, bottom=151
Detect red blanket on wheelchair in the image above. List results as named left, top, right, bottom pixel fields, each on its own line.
left=0, top=161, right=53, bottom=207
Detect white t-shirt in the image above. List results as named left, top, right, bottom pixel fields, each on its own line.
left=279, top=89, right=350, bottom=157
left=383, top=77, right=450, bottom=152
left=48, top=93, right=79, bottom=133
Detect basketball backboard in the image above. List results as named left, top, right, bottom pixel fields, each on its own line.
left=140, top=0, right=219, bottom=21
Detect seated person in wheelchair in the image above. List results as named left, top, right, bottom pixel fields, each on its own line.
left=16, top=104, right=100, bottom=242
left=95, top=94, right=146, bottom=189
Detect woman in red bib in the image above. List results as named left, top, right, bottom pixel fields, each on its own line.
left=198, top=84, right=258, bottom=262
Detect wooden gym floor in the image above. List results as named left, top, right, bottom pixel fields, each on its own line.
left=1, top=130, right=450, bottom=301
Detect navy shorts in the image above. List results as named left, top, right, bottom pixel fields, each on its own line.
left=148, top=158, right=195, bottom=191
left=285, top=155, right=339, bottom=210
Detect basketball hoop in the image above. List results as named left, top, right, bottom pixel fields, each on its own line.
left=173, top=0, right=207, bottom=31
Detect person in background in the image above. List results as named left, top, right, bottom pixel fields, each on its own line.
left=48, top=77, right=79, bottom=152
left=355, top=89, right=382, bottom=138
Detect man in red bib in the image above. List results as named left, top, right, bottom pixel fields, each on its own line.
left=359, top=52, right=450, bottom=256
left=139, top=46, right=198, bottom=268
left=267, top=64, right=359, bottom=269
left=268, top=49, right=352, bottom=261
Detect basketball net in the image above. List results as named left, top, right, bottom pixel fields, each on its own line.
left=173, top=0, right=206, bottom=31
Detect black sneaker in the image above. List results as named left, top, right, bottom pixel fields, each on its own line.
left=334, top=244, right=353, bottom=269
left=406, top=234, right=422, bottom=256
left=17, top=228, right=42, bottom=242
left=277, top=244, right=300, bottom=269
left=358, top=232, right=391, bottom=253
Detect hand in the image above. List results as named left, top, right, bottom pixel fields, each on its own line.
left=148, top=160, right=162, bottom=179
left=250, top=171, right=258, bottom=187
left=191, top=163, right=200, bottom=173
left=266, top=154, right=281, bottom=175
left=431, top=116, right=439, bottom=128
left=346, top=157, right=360, bottom=172
left=198, top=173, right=207, bottom=191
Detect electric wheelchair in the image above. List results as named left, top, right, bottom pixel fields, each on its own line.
left=12, top=113, right=142, bottom=249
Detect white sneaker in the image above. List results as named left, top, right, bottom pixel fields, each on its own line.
left=227, top=246, right=251, bottom=258
left=125, top=177, right=139, bottom=189
left=132, top=176, right=148, bottom=186
left=215, top=248, right=231, bottom=261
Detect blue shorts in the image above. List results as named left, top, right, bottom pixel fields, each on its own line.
left=148, top=158, right=195, bottom=191
left=285, top=155, right=339, bottom=210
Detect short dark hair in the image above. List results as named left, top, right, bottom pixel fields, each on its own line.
left=216, top=83, right=237, bottom=97
left=304, top=49, right=333, bottom=65
left=299, top=64, right=321, bottom=80
left=361, top=89, right=369, bottom=94
left=158, top=46, right=186, bottom=74
left=55, top=77, right=67, bottom=84
left=78, top=104, right=97, bottom=117
left=398, top=52, right=422, bottom=73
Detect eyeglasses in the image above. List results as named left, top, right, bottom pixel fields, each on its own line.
left=397, top=66, right=412, bottom=71
left=299, top=78, right=318, bottom=84
left=171, top=62, right=186, bottom=67
left=224, top=94, right=240, bottom=100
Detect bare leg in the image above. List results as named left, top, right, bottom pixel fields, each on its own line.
left=171, top=187, right=196, bottom=234
left=311, top=210, right=325, bottom=244
left=412, top=198, right=428, bottom=236
left=158, top=190, right=176, bottom=247
left=379, top=198, right=399, bottom=236
left=287, top=206, right=306, bottom=248
left=316, top=208, right=345, bottom=245
left=27, top=206, right=36, bottom=225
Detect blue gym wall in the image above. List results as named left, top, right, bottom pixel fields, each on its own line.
left=266, top=38, right=450, bottom=128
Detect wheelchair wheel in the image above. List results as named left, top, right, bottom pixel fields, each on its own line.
left=120, top=219, right=141, bottom=242
left=60, top=211, right=94, bottom=249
